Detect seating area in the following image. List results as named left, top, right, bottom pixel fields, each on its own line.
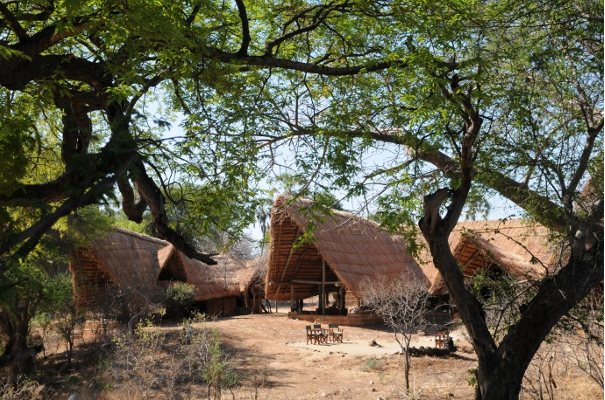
left=305, top=324, right=344, bottom=345
left=424, top=323, right=452, bottom=349
left=434, top=329, right=450, bottom=349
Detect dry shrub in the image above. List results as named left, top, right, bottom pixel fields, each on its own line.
left=107, top=320, right=166, bottom=399
left=179, top=313, right=239, bottom=399
left=103, top=314, right=239, bottom=400
left=0, top=377, right=44, bottom=400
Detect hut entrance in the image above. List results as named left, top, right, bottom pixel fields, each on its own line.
left=157, top=250, right=187, bottom=283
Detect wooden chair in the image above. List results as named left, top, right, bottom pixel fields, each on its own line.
left=306, top=325, right=317, bottom=344
left=328, top=323, right=343, bottom=343
left=313, top=324, right=328, bottom=344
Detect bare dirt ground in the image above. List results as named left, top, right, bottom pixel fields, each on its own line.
left=37, top=310, right=603, bottom=399
left=204, top=311, right=477, bottom=400
left=153, top=311, right=601, bottom=400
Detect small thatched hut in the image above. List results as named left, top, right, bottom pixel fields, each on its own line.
left=265, top=196, right=430, bottom=316
left=69, top=228, right=255, bottom=317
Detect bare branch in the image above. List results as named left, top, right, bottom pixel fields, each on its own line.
left=234, top=0, right=250, bottom=56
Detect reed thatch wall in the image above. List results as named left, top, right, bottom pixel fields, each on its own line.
left=265, top=196, right=429, bottom=301
left=70, top=228, right=253, bottom=309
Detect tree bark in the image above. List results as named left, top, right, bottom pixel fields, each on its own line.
left=479, top=244, right=604, bottom=399
left=0, top=312, right=36, bottom=385
left=420, top=192, right=604, bottom=399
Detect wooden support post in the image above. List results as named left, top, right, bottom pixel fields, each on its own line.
left=319, top=259, right=326, bottom=315
left=290, top=284, right=295, bottom=311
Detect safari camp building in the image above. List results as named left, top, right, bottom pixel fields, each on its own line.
left=421, top=219, right=560, bottom=296
left=264, top=196, right=432, bottom=323
left=69, top=228, right=255, bottom=317
left=264, top=195, right=558, bottom=323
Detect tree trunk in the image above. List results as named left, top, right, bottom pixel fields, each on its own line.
left=1, top=318, right=33, bottom=385
left=478, top=246, right=604, bottom=399
left=403, top=336, right=412, bottom=392
left=421, top=213, right=604, bottom=399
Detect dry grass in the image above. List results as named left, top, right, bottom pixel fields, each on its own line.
left=3, top=313, right=602, bottom=400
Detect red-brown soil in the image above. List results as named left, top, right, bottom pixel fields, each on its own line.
left=35, top=311, right=603, bottom=399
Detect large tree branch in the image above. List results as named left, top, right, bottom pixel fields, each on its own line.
left=0, top=54, right=107, bottom=91
left=12, top=17, right=95, bottom=55
left=295, top=127, right=581, bottom=234
left=0, top=175, right=73, bottom=206
left=0, top=3, right=28, bottom=42
left=565, top=120, right=603, bottom=208
left=205, top=47, right=404, bottom=76
left=117, top=176, right=148, bottom=223
left=277, top=125, right=575, bottom=232
left=418, top=192, right=498, bottom=382
left=130, top=160, right=218, bottom=265
left=234, top=0, right=250, bottom=56
left=0, top=150, right=138, bottom=272
left=482, top=242, right=604, bottom=398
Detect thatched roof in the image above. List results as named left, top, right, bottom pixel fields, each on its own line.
left=263, top=195, right=560, bottom=301
left=236, top=254, right=268, bottom=294
left=422, top=219, right=559, bottom=295
left=70, top=228, right=252, bottom=307
left=265, top=196, right=429, bottom=301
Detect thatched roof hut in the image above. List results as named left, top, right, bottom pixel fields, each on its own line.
left=265, top=196, right=560, bottom=307
left=422, top=219, right=559, bottom=295
left=70, top=228, right=253, bottom=315
left=264, top=196, right=430, bottom=309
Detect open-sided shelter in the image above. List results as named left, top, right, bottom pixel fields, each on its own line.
left=70, top=228, right=254, bottom=316
left=265, top=196, right=431, bottom=315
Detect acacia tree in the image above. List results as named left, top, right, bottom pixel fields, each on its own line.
left=223, top=2, right=602, bottom=398
left=359, top=275, right=431, bottom=393
left=0, top=1, right=602, bottom=398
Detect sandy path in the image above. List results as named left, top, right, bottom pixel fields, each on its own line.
left=198, top=312, right=478, bottom=399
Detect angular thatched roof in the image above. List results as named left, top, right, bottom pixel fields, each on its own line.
left=265, top=196, right=430, bottom=301
left=70, top=228, right=252, bottom=307
left=422, top=219, right=560, bottom=295
left=264, top=196, right=561, bottom=302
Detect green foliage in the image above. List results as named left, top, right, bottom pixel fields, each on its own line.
left=51, top=273, right=86, bottom=367
left=361, top=356, right=385, bottom=373
left=164, top=281, right=195, bottom=321
left=64, top=206, right=115, bottom=248
left=468, top=268, right=536, bottom=342
left=0, top=2, right=602, bottom=396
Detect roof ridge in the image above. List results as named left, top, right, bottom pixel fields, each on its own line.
left=111, top=227, right=170, bottom=245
